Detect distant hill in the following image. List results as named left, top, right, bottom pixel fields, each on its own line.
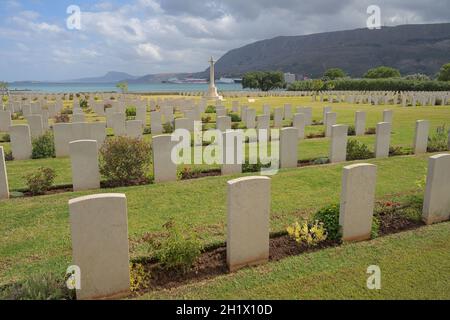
left=196, top=23, right=450, bottom=79
left=64, top=71, right=140, bottom=83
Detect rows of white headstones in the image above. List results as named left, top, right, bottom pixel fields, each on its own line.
left=181, top=90, right=450, bottom=107
left=1, top=94, right=450, bottom=197
left=59, top=152, right=450, bottom=299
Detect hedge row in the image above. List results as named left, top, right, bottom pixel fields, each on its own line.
left=288, top=79, right=450, bottom=92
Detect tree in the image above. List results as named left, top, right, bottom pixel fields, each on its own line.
left=364, top=66, right=401, bottom=79
left=116, top=81, right=128, bottom=93
left=0, top=81, right=8, bottom=90
left=437, top=63, right=450, bottom=81
left=242, top=71, right=285, bottom=91
left=403, top=73, right=430, bottom=81
left=323, top=68, right=346, bottom=80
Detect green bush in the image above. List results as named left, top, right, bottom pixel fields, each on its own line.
left=437, top=62, right=450, bottom=81
left=100, top=136, right=152, bottom=186
left=205, top=105, right=216, bottom=114
left=364, top=66, right=401, bottom=79
left=24, top=167, right=56, bottom=195
left=313, top=204, right=341, bottom=241
left=80, top=99, right=88, bottom=109
left=0, top=272, right=73, bottom=300
left=32, top=132, right=55, bottom=159
left=126, top=107, right=137, bottom=119
left=347, top=125, right=356, bottom=136
left=148, top=220, right=203, bottom=273
left=228, top=113, right=241, bottom=123
left=346, top=140, right=374, bottom=161
left=427, top=125, right=448, bottom=152
left=163, top=122, right=174, bottom=134
left=1, top=133, right=10, bottom=142
left=288, top=78, right=450, bottom=92
left=4, top=150, right=13, bottom=161
left=61, top=107, right=73, bottom=115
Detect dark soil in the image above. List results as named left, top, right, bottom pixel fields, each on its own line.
left=180, top=169, right=222, bottom=180
left=378, top=212, right=424, bottom=236
left=135, top=205, right=425, bottom=294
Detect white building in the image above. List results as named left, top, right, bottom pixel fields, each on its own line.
left=284, top=73, right=296, bottom=84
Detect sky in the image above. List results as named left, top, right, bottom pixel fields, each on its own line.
left=0, top=0, right=449, bottom=82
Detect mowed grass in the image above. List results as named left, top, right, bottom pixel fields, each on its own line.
left=0, top=153, right=445, bottom=287
left=139, top=222, right=450, bottom=300
left=2, top=95, right=450, bottom=190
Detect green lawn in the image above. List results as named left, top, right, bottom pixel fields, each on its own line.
left=0, top=153, right=444, bottom=287
left=139, top=221, right=450, bottom=300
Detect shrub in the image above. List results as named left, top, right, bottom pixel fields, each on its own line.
left=32, top=132, right=55, bottom=159
left=80, top=99, right=88, bottom=109
left=346, top=140, right=374, bottom=161
left=205, top=105, right=216, bottom=114
left=437, top=62, right=450, bottom=82
left=1, top=133, right=10, bottom=142
left=12, top=111, right=23, bottom=120
left=130, top=263, right=150, bottom=292
left=24, top=167, right=56, bottom=195
left=126, top=107, right=137, bottom=119
left=143, top=127, right=152, bottom=135
left=389, top=146, right=413, bottom=156
left=202, top=115, right=211, bottom=123
left=99, top=136, right=152, bottom=186
left=228, top=113, right=241, bottom=122
left=4, top=150, right=13, bottom=161
left=287, top=221, right=327, bottom=246
left=427, top=125, right=448, bottom=152
left=163, top=122, right=174, bottom=134
left=364, top=66, right=401, bottom=79
left=347, top=125, right=356, bottom=136
left=313, top=204, right=341, bottom=241
left=148, top=220, right=203, bottom=273
left=312, top=157, right=329, bottom=165
left=54, top=113, right=70, bottom=123
left=61, top=107, right=73, bottom=115
left=0, top=272, right=73, bottom=300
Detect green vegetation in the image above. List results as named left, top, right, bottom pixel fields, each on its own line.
left=364, top=66, right=401, bottom=79
left=437, top=63, right=450, bottom=82
left=24, top=167, right=56, bottom=196
left=116, top=81, right=129, bottom=93
left=32, top=132, right=55, bottom=159
left=99, top=136, right=152, bottom=186
left=242, top=71, right=285, bottom=91
left=323, top=68, right=347, bottom=80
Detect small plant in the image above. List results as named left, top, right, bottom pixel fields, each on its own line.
left=0, top=272, right=73, bottom=300
left=4, top=150, right=13, bottom=161
left=205, top=105, right=216, bottom=114
left=287, top=220, right=327, bottom=247
left=313, top=204, right=341, bottom=241
left=347, top=125, right=356, bottom=136
left=427, top=125, right=448, bottom=152
left=389, top=146, right=412, bottom=156
left=148, top=220, right=203, bottom=273
left=80, top=99, right=88, bottom=109
left=202, top=115, right=211, bottom=123
left=100, top=136, right=152, bottom=186
left=54, top=113, right=70, bottom=123
left=126, top=107, right=137, bottom=119
left=24, top=167, right=56, bottom=195
left=163, top=122, right=174, bottom=134
left=32, top=132, right=55, bottom=159
left=12, top=111, right=23, bottom=120
left=61, top=107, right=73, bottom=115
left=228, top=113, right=241, bottom=123
left=312, top=157, right=329, bottom=165
left=346, top=139, right=374, bottom=161
left=130, top=263, right=150, bottom=292
left=143, top=127, right=152, bottom=135
left=1, top=133, right=10, bottom=142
